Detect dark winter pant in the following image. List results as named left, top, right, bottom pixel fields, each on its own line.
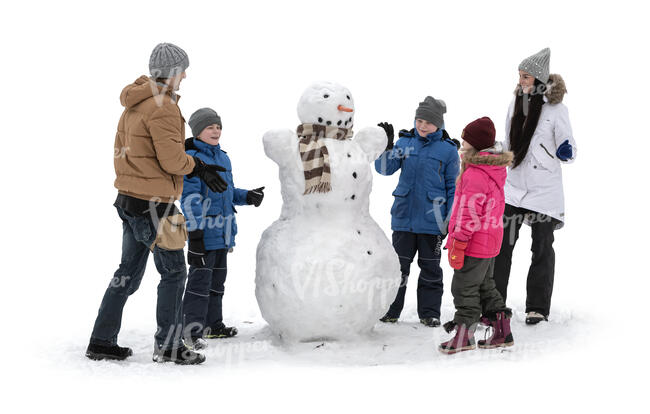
left=182, top=249, right=228, bottom=339
left=90, top=206, right=187, bottom=351
left=494, top=204, right=558, bottom=316
left=385, top=231, right=444, bottom=319
left=451, top=256, right=506, bottom=328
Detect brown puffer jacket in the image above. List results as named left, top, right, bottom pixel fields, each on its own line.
left=114, top=75, right=196, bottom=202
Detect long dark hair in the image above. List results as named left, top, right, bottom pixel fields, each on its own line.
left=509, top=79, right=546, bottom=168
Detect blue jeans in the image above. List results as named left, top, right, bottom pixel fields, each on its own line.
left=90, top=205, right=187, bottom=351
left=182, top=249, right=228, bottom=339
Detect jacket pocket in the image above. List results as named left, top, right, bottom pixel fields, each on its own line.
left=153, top=214, right=188, bottom=251
left=426, top=154, right=445, bottom=183
left=532, top=141, right=559, bottom=172
left=390, top=186, right=410, bottom=218
left=425, top=191, right=446, bottom=224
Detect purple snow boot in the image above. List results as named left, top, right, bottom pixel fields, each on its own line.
left=478, top=310, right=514, bottom=349
left=439, top=323, right=476, bottom=355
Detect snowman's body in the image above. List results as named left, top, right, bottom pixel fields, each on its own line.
left=256, top=82, right=401, bottom=341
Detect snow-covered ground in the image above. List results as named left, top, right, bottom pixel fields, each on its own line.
left=3, top=0, right=648, bottom=412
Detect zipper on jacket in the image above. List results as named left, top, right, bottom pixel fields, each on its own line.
left=437, top=161, right=443, bottom=182
left=540, top=143, right=555, bottom=159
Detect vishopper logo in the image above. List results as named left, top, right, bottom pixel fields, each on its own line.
left=182, top=194, right=235, bottom=237
left=503, top=211, right=554, bottom=245
left=148, top=69, right=184, bottom=108
left=156, top=323, right=272, bottom=367
left=109, top=275, right=131, bottom=288
left=517, top=82, right=548, bottom=97
left=426, top=195, right=452, bottom=232
left=449, top=193, right=501, bottom=233
left=114, top=146, right=129, bottom=159
left=516, top=82, right=548, bottom=116
left=288, top=259, right=400, bottom=310
left=298, top=141, right=385, bottom=165
left=375, top=146, right=416, bottom=174
left=144, top=197, right=183, bottom=231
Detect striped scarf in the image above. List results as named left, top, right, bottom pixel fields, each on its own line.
left=297, top=123, right=352, bottom=194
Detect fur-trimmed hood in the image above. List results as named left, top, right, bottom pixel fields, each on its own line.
left=458, top=146, right=513, bottom=188
left=514, top=73, right=567, bottom=104
left=462, top=148, right=514, bottom=167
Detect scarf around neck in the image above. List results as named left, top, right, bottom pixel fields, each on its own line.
left=297, top=123, right=353, bottom=194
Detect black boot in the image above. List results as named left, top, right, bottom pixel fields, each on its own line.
left=86, top=343, right=133, bottom=361
left=525, top=311, right=548, bottom=325
left=379, top=313, right=398, bottom=323
left=152, top=345, right=206, bottom=365
left=420, top=317, right=441, bottom=327
left=205, top=324, right=238, bottom=339
left=184, top=337, right=208, bottom=351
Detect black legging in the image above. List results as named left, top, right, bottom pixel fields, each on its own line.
left=493, top=204, right=558, bottom=316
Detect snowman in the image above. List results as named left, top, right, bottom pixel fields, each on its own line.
left=256, top=81, right=401, bottom=342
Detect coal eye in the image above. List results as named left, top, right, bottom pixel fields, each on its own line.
left=346, top=95, right=350, bottom=100
left=318, top=117, right=323, bottom=123
left=323, top=94, right=329, bottom=98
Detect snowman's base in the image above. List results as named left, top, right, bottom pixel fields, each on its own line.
left=255, top=216, right=401, bottom=343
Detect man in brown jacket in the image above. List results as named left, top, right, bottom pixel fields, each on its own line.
left=86, top=43, right=227, bottom=365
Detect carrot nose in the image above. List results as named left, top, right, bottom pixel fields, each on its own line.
left=337, top=105, right=353, bottom=112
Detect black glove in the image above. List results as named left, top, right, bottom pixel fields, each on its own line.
left=377, top=122, right=394, bottom=151
left=443, top=321, right=457, bottom=334
left=187, top=230, right=207, bottom=267
left=246, top=186, right=265, bottom=207
left=188, top=157, right=228, bottom=193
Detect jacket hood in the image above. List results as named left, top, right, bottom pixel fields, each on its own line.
left=513, top=73, right=567, bottom=104
left=120, top=75, right=177, bottom=108
left=399, top=127, right=450, bottom=141
left=462, top=149, right=513, bottom=187
left=185, top=137, right=223, bottom=155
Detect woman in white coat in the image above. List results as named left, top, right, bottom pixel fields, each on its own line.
left=493, top=48, right=577, bottom=325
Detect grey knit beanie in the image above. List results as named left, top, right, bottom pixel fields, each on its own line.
left=518, top=48, right=551, bottom=84
left=189, top=108, right=222, bottom=137
left=415, top=96, right=446, bottom=128
left=149, top=43, right=190, bottom=79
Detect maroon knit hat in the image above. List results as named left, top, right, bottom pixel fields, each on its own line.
left=461, top=117, right=496, bottom=151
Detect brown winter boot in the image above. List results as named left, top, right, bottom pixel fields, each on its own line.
left=438, top=323, right=476, bottom=355
left=478, top=310, right=514, bottom=349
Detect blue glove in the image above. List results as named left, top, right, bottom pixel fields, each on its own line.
left=556, top=140, right=573, bottom=161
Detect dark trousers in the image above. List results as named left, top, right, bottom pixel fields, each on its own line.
left=451, top=256, right=506, bottom=328
left=182, top=249, right=228, bottom=339
left=386, top=231, right=444, bottom=319
left=494, top=204, right=557, bottom=316
left=90, top=206, right=187, bottom=351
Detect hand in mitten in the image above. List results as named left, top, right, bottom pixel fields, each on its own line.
left=189, top=157, right=228, bottom=193
left=187, top=230, right=207, bottom=267
left=246, top=186, right=265, bottom=207
left=443, top=320, right=457, bottom=334
left=448, top=238, right=468, bottom=270
left=556, top=140, right=573, bottom=161
left=377, top=122, right=394, bottom=151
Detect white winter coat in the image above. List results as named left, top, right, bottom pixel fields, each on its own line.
left=503, top=77, right=576, bottom=229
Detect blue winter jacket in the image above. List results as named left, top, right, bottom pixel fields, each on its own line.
left=374, top=127, right=460, bottom=235
left=181, top=138, right=249, bottom=250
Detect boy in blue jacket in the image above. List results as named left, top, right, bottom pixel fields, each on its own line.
left=375, top=96, right=460, bottom=327
left=181, top=108, right=265, bottom=350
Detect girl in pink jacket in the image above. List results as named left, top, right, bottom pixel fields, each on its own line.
left=439, top=117, right=515, bottom=354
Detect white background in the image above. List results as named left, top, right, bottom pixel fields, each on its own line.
left=2, top=0, right=648, bottom=412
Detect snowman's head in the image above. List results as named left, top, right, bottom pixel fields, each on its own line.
left=297, top=81, right=355, bottom=129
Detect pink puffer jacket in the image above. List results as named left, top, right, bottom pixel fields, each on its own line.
left=445, top=149, right=514, bottom=258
